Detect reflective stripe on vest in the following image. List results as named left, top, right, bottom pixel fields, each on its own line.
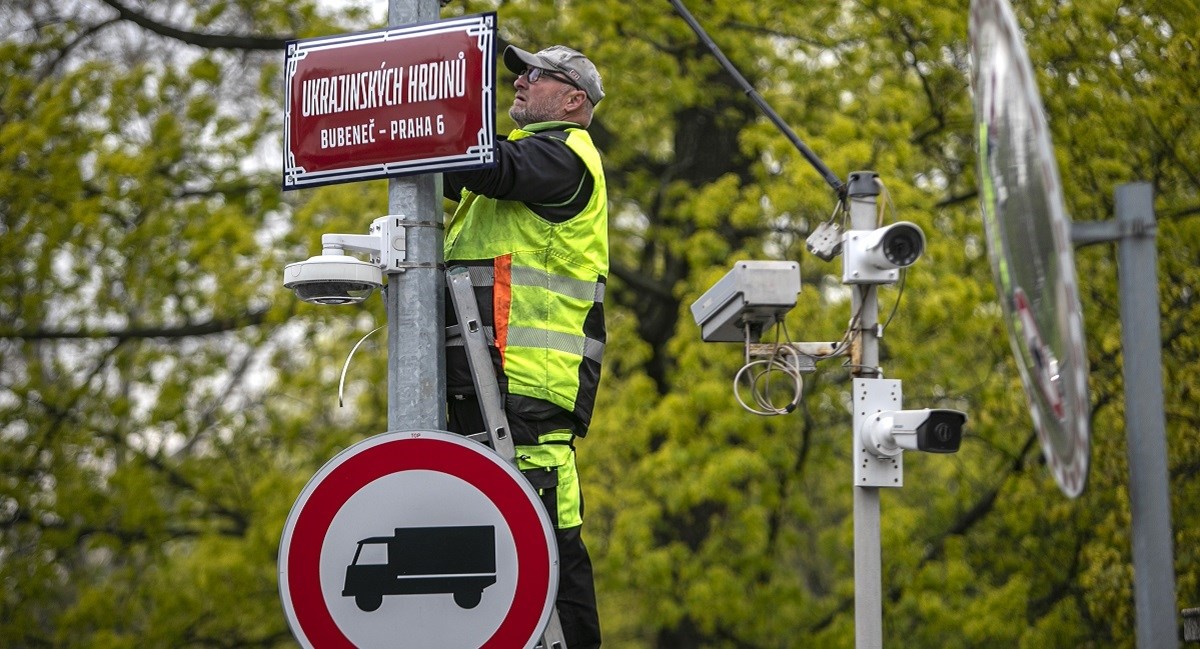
left=450, top=264, right=605, bottom=364
left=459, top=264, right=605, bottom=302
left=445, top=323, right=603, bottom=364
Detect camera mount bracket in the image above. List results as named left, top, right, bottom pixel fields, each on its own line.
left=852, top=378, right=905, bottom=488
left=315, top=215, right=410, bottom=274
left=368, top=215, right=407, bottom=273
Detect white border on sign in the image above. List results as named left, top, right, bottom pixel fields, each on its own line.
left=282, top=12, right=497, bottom=189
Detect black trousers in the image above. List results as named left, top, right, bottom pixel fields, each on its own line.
left=448, top=395, right=602, bottom=649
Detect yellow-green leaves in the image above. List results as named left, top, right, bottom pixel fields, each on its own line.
left=3, top=0, right=1199, bottom=647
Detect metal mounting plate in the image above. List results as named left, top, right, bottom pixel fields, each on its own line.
left=370, top=215, right=408, bottom=273
left=853, top=378, right=904, bottom=488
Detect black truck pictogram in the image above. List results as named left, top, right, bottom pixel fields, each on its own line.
left=342, top=525, right=497, bottom=612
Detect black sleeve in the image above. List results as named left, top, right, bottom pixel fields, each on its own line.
left=444, top=134, right=507, bottom=200
left=444, top=132, right=592, bottom=222
left=443, top=172, right=464, bottom=200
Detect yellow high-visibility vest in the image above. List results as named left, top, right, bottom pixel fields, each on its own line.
left=445, top=122, right=608, bottom=428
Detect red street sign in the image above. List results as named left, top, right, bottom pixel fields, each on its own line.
left=283, top=13, right=497, bottom=190
left=279, top=430, right=558, bottom=649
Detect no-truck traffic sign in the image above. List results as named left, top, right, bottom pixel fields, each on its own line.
left=279, top=430, right=557, bottom=649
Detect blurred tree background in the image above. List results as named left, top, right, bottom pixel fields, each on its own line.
left=1, top=0, right=1196, bottom=647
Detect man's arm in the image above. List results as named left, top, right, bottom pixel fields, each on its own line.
left=444, top=133, right=593, bottom=222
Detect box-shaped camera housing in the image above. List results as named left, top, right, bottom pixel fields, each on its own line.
left=690, top=261, right=801, bottom=343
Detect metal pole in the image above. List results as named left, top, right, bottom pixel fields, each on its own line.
left=847, top=171, right=883, bottom=649
left=1115, top=183, right=1178, bottom=649
left=386, top=0, right=445, bottom=432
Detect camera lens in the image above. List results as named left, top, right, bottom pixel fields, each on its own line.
left=881, top=225, right=923, bottom=266
left=293, top=281, right=375, bottom=305
left=916, top=410, right=965, bottom=453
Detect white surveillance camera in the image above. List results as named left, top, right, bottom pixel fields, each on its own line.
left=842, top=221, right=926, bottom=284
left=283, top=251, right=383, bottom=305
left=283, top=218, right=403, bottom=306
left=690, top=261, right=801, bottom=343
left=860, top=408, right=966, bottom=457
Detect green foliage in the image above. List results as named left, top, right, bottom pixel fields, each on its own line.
left=2, top=0, right=1198, bottom=648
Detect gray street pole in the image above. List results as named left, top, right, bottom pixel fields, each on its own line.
left=386, top=0, right=445, bottom=432
left=1072, top=183, right=1179, bottom=648
left=847, top=171, right=884, bottom=649
left=1115, top=183, right=1178, bottom=649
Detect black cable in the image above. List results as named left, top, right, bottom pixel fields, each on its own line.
left=881, top=268, right=906, bottom=333
left=667, top=0, right=846, bottom=198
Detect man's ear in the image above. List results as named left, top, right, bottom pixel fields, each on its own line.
left=565, top=89, right=586, bottom=111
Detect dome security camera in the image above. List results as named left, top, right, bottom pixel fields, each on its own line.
left=283, top=252, right=383, bottom=305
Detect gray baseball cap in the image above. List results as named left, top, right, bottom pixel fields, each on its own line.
left=504, top=44, right=605, bottom=105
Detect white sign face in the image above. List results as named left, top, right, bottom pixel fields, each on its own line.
left=279, top=431, right=558, bottom=649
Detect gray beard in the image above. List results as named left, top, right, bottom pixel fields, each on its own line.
left=509, top=105, right=551, bottom=127
left=509, top=94, right=562, bottom=127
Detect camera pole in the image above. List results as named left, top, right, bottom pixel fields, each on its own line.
left=385, top=0, right=446, bottom=432
left=692, top=171, right=963, bottom=646
left=846, top=171, right=885, bottom=649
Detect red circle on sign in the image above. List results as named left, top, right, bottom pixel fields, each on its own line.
left=282, top=433, right=553, bottom=648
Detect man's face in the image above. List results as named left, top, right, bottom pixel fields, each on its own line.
left=510, top=67, right=577, bottom=127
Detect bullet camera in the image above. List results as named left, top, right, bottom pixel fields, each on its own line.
left=861, top=408, right=967, bottom=457
left=842, top=221, right=926, bottom=284
left=283, top=252, right=383, bottom=305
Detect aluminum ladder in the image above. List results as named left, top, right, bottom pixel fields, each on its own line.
left=446, top=266, right=568, bottom=649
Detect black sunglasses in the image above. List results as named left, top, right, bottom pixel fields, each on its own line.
left=522, top=67, right=583, bottom=91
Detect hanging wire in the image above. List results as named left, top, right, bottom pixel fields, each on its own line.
left=876, top=178, right=893, bottom=227
left=834, top=285, right=878, bottom=376
left=875, top=178, right=909, bottom=335
left=837, top=195, right=852, bottom=231
left=814, top=283, right=870, bottom=361
left=733, top=320, right=805, bottom=416
left=880, top=269, right=907, bottom=334
left=339, top=324, right=385, bottom=407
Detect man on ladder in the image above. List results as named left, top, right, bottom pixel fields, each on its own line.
left=443, top=42, right=608, bottom=649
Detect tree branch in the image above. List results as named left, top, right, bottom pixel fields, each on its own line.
left=43, top=17, right=122, bottom=77
left=99, top=0, right=292, bottom=51
left=936, top=190, right=978, bottom=208
left=608, top=260, right=674, bottom=300
left=0, top=506, right=205, bottom=541
left=0, top=307, right=271, bottom=341
left=1163, top=203, right=1200, bottom=221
